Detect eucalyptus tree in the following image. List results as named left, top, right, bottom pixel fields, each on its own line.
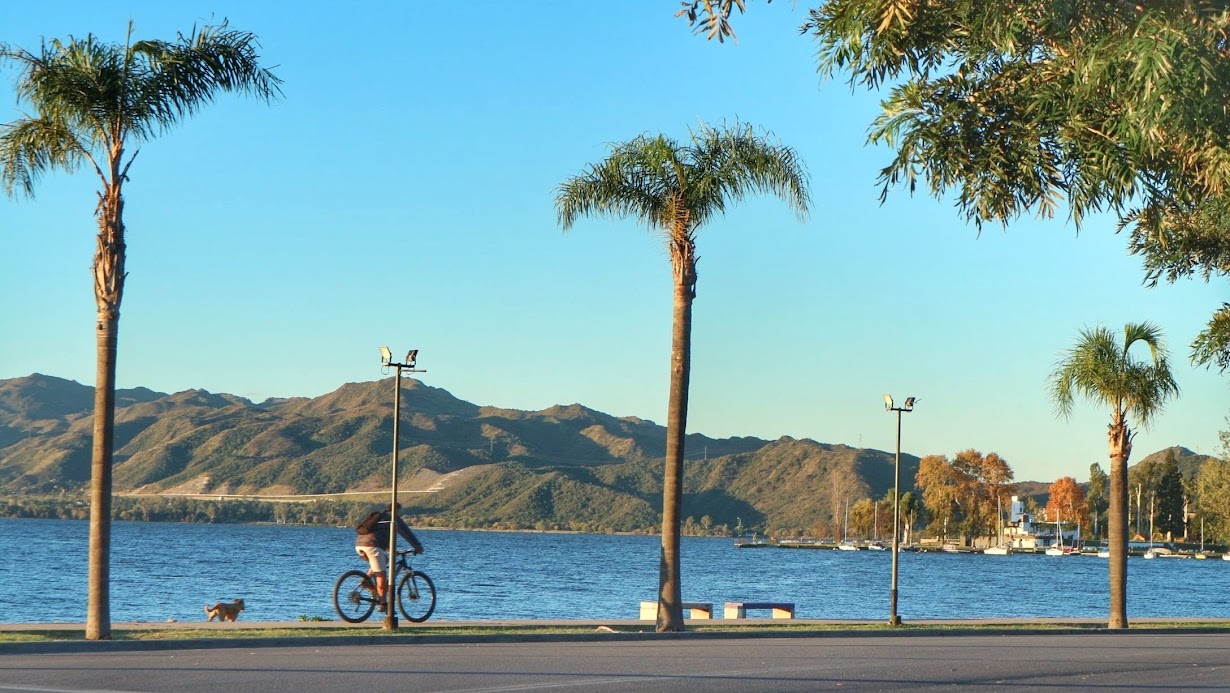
left=0, top=21, right=282, bottom=640
left=556, top=122, right=809, bottom=631
left=1197, top=457, right=1230, bottom=544
left=1050, top=322, right=1179, bottom=628
left=679, top=1, right=1230, bottom=374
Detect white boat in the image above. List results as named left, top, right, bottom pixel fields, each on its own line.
left=984, top=496, right=1011, bottom=555
left=1097, top=548, right=1110, bottom=558
left=838, top=498, right=857, bottom=549
left=1196, top=519, right=1208, bottom=559
left=867, top=541, right=888, bottom=551
left=1046, top=515, right=1071, bottom=556
left=1223, top=553, right=1230, bottom=561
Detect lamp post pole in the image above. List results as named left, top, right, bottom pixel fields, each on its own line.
left=884, top=395, right=916, bottom=627
left=380, top=347, right=423, bottom=631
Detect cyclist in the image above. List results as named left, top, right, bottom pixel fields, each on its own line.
left=354, top=503, right=424, bottom=611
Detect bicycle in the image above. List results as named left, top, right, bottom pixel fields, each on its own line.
left=333, top=549, right=437, bottom=623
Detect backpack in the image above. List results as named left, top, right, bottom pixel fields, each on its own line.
left=356, top=511, right=382, bottom=535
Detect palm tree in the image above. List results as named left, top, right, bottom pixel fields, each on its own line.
left=0, top=21, right=282, bottom=640
left=556, top=122, right=809, bottom=631
left=1049, top=322, right=1179, bottom=629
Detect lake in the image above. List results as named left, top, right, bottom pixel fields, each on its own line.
left=2, top=518, right=1228, bottom=624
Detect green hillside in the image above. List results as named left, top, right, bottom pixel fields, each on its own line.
left=0, top=373, right=920, bottom=534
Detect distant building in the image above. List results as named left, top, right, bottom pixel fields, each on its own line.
left=1003, top=495, right=1079, bottom=549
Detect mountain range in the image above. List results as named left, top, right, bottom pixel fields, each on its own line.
left=0, top=373, right=1210, bottom=533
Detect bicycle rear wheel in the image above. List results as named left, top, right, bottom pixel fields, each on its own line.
left=333, top=570, right=377, bottom=623
left=397, top=570, right=436, bottom=622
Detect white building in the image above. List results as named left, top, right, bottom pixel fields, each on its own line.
left=1004, top=495, right=1079, bottom=549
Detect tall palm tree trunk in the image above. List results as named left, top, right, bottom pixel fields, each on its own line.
left=1107, top=412, right=1132, bottom=630
left=86, top=187, right=125, bottom=641
left=658, top=235, right=695, bottom=633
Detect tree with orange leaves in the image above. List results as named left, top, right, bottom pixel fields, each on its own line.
left=1046, top=476, right=1090, bottom=529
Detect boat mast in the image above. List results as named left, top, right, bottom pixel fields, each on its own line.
left=996, top=494, right=1003, bottom=547
left=844, top=497, right=850, bottom=543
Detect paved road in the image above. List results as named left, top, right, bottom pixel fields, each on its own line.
left=3, top=631, right=1230, bottom=692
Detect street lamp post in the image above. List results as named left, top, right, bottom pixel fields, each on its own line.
left=380, top=346, right=424, bottom=630
left=884, top=394, right=916, bottom=627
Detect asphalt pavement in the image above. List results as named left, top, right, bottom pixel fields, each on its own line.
left=4, top=630, right=1230, bottom=692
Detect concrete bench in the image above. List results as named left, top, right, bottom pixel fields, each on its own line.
left=639, top=601, right=714, bottom=620
left=724, top=601, right=795, bottom=619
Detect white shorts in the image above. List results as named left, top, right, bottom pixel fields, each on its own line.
left=356, top=545, right=387, bottom=573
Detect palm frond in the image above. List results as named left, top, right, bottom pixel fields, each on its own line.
left=557, top=123, right=810, bottom=255
left=0, top=21, right=282, bottom=195
left=1048, top=322, right=1179, bottom=429
left=1120, top=321, right=1180, bottom=427
left=557, top=135, right=679, bottom=234
left=128, top=20, right=283, bottom=136
left=1, top=35, right=121, bottom=150
left=0, top=116, right=86, bottom=196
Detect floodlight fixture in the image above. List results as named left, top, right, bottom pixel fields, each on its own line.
left=883, top=394, right=893, bottom=411
left=904, top=397, right=916, bottom=410
left=380, top=346, right=392, bottom=365
left=405, top=350, right=418, bottom=368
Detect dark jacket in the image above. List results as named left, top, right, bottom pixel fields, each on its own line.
left=366, top=510, right=423, bottom=553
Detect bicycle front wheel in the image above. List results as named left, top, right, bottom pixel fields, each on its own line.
left=333, top=570, right=377, bottom=623
left=397, top=570, right=436, bottom=623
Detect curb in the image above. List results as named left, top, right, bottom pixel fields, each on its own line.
left=6, top=623, right=1230, bottom=655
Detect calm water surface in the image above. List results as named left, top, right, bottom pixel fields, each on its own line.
left=2, top=518, right=1228, bottom=624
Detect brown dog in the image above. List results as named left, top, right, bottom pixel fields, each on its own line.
left=204, top=599, right=245, bottom=622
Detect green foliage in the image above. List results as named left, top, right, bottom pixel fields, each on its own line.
left=681, top=2, right=1230, bottom=372
left=1049, top=323, right=1179, bottom=429
left=675, top=0, right=766, bottom=43
left=1197, top=458, right=1230, bottom=544
left=1190, top=304, right=1230, bottom=375
left=0, top=20, right=283, bottom=197
left=1155, top=450, right=1186, bottom=539
left=556, top=122, right=810, bottom=246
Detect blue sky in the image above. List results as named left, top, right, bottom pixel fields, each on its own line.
left=1, top=2, right=1226, bottom=484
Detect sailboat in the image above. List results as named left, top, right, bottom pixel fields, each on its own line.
left=1143, top=505, right=1159, bottom=558
left=1195, top=518, right=1208, bottom=559
left=868, top=501, right=888, bottom=549
left=838, top=498, right=859, bottom=550
left=1045, top=514, right=1070, bottom=556
left=984, top=495, right=1011, bottom=555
